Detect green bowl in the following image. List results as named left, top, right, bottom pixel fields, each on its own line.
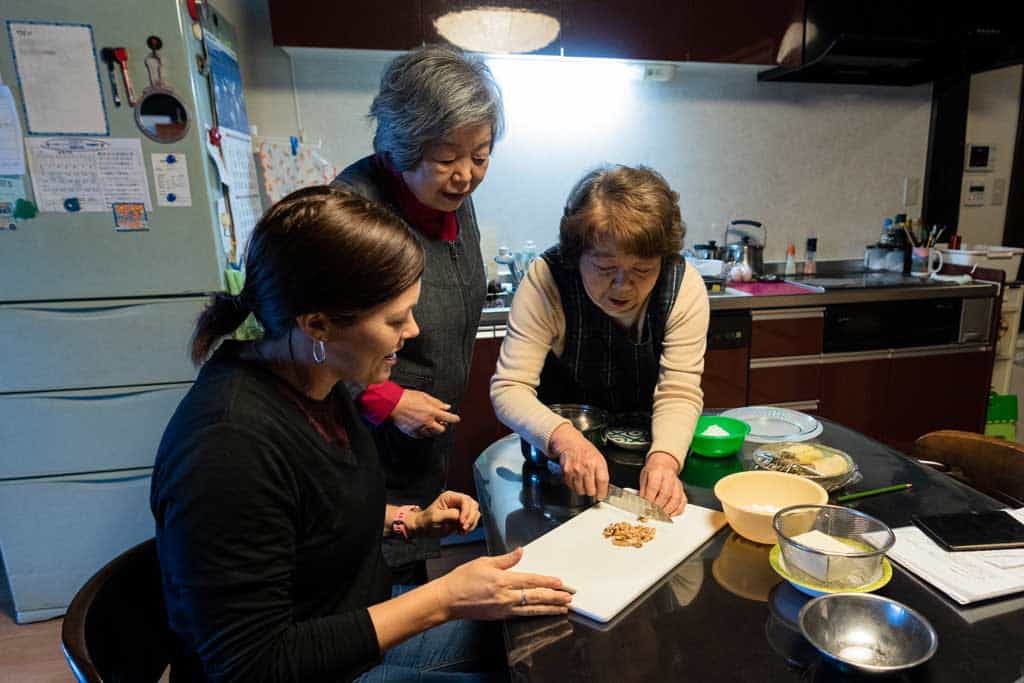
left=691, top=416, right=751, bottom=457
left=682, top=453, right=744, bottom=488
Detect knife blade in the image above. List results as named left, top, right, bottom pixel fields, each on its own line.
left=602, top=485, right=672, bottom=523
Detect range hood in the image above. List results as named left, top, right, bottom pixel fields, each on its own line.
left=759, top=35, right=941, bottom=86
left=758, top=1, right=1022, bottom=86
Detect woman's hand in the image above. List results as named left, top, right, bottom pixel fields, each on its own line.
left=639, top=452, right=687, bottom=516
left=408, top=491, right=480, bottom=538
left=390, top=390, right=461, bottom=438
left=438, top=547, right=572, bottom=620
left=548, top=423, right=610, bottom=499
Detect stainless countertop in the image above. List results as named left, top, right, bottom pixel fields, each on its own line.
left=480, top=277, right=998, bottom=325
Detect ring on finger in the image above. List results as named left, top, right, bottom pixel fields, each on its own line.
left=520, top=589, right=527, bottom=606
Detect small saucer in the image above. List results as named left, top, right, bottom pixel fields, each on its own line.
left=768, top=545, right=892, bottom=598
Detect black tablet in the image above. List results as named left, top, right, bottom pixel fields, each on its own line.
left=911, top=511, right=1024, bottom=552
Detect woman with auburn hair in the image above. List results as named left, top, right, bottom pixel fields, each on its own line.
left=491, top=165, right=710, bottom=517
left=152, top=187, right=570, bottom=682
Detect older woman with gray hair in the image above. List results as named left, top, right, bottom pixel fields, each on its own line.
left=332, top=45, right=502, bottom=580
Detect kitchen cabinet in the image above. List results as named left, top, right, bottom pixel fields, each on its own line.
left=560, top=0, right=690, bottom=61
left=449, top=334, right=511, bottom=496
left=817, top=356, right=890, bottom=442
left=689, top=0, right=804, bottom=65
left=702, top=348, right=748, bottom=409
left=748, top=308, right=823, bottom=405
left=882, top=348, right=990, bottom=455
left=268, top=0, right=424, bottom=50
left=268, top=0, right=804, bottom=65
left=749, top=363, right=821, bottom=405
left=750, top=308, right=824, bottom=359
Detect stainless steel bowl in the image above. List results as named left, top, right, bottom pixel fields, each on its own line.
left=520, top=403, right=609, bottom=466
left=773, top=504, right=894, bottom=591
left=798, top=593, right=938, bottom=674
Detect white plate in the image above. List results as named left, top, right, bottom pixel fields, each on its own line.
left=720, top=407, right=822, bottom=444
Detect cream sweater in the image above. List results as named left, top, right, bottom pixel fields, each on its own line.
left=490, top=257, right=710, bottom=470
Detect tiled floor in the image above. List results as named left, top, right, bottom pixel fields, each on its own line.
left=0, top=541, right=487, bottom=682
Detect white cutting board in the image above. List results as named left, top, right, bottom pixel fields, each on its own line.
left=513, top=502, right=727, bottom=623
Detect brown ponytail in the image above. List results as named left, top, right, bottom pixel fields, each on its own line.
left=189, top=186, right=424, bottom=365
left=190, top=292, right=252, bottom=365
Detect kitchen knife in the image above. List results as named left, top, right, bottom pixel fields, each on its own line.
left=603, top=485, right=672, bottom=523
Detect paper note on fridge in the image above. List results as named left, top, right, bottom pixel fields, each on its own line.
left=152, top=153, right=192, bottom=207
left=0, top=86, right=26, bottom=175
left=8, top=22, right=108, bottom=135
left=26, top=137, right=151, bottom=212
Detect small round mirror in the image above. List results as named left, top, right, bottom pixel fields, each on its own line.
left=135, top=88, right=190, bottom=143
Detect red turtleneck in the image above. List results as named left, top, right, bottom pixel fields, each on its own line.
left=374, top=155, right=458, bottom=242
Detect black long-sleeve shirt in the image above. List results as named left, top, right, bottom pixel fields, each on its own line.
left=151, top=341, right=391, bottom=682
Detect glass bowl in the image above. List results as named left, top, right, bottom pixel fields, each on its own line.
left=752, top=442, right=861, bottom=491
left=772, top=504, right=895, bottom=591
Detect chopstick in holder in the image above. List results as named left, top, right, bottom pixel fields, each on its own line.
left=836, top=483, right=912, bottom=503
left=902, top=224, right=917, bottom=247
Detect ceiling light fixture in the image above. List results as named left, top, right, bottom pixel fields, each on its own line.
left=434, top=7, right=560, bottom=54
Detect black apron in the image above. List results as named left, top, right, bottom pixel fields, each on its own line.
left=537, top=245, right=685, bottom=414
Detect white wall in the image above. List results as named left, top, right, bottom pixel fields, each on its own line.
left=958, top=65, right=1023, bottom=247
left=287, top=50, right=933, bottom=265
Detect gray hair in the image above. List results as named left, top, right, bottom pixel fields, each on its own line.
left=370, top=45, right=505, bottom=171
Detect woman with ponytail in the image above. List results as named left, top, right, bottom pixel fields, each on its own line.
left=152, top=187, right=570, bottom=682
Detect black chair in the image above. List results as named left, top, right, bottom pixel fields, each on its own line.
left=62, top=538, right=176, bottom=682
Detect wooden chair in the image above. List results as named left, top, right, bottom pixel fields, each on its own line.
left=913, top=430, right=1024, bottom=507
left=61, top=538, right=176, bottom=683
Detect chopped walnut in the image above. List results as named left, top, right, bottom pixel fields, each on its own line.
left=602, top=521, right=656, bottom=548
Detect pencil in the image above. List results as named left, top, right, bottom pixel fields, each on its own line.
left=837, top=483, right=912, bottom=503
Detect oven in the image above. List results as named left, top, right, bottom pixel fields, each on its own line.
left=823, top=299, right=968, bottom=352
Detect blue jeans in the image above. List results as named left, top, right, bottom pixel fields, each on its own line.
left=355, top=587, right=509, bottom=683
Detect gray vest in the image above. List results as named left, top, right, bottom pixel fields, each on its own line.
left=333, top=156, right=486, bottom=567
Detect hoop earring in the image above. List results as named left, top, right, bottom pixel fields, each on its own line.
left=312, top=339, right=326, bottom=365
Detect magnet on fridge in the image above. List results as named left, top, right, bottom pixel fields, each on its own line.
left=167, top=193, right=177, bottom=203
left=63, top=198, right=81, bottom=212
left=13, top=199, right=37, bottom=220
left=166, top=154, right=177, bottom=164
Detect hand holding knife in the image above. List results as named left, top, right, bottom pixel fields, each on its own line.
left=602, top=484, right=673, bottom=523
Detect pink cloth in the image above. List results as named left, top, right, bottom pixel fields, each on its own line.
left=727, top=281, right=819, bottom=296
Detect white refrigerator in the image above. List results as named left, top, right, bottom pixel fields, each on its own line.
left=0, top=0, right=249, bottom=622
